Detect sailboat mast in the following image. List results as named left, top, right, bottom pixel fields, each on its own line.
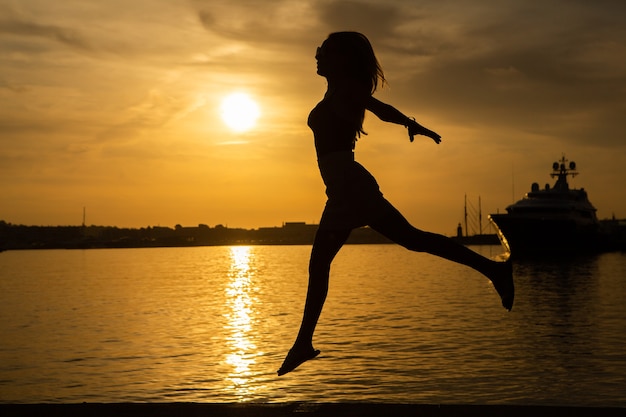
left=464, top=194, right=468, bottom=237
left=478, top=196, right=482, bottom=235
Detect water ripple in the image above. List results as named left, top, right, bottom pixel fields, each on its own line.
left=0, top=246, right=625, bottom=405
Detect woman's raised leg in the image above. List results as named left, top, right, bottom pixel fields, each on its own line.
left=277, top=227, right=351, bottom=376
left=369, top=203, right=514, bottom=310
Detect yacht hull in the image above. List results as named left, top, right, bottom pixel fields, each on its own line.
left=489, top=213, right=601, bottom=257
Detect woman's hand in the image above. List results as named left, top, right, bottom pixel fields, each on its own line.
left=407, top=118, right=441, bottom=144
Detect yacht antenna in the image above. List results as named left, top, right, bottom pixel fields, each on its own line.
left=511, top=163, right=515, bottom=203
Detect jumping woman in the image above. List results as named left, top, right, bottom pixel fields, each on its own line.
left=277, top=32, right=514, bottom=376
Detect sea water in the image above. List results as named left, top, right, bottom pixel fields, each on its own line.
left=0, top=245, right=625, bottom=406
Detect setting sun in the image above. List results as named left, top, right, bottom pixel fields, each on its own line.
left=220, top=92, right=261, bottom=133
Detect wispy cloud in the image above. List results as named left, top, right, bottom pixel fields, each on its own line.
left=195, top=0, right=318, bottom=46
left=0, top=14, right=93, bottom=52
left=372, top=1, right=626, bottom=148
left=318, top=0, right=406, bottom=39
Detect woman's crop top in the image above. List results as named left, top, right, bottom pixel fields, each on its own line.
left=308, top=99, right=357, bottom=158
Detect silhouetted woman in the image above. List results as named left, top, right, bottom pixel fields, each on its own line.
left=278, top=32, right=514, bottom=376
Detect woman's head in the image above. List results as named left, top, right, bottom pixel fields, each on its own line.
left=316, top=32, right=386, bottom=93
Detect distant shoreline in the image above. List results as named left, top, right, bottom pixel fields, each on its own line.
left=0, top=220, right=500, bottom=251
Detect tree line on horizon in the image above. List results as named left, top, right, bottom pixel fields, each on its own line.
left=0, top=220, right=393, bottom=250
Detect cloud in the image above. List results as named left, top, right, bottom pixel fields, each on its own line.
left=0, top=15, right=93, bottom=52
left=380, top=1, right=626, bottom=148
left=317, top=0, right=406, bottom=39
left=195, top=0, right=318, bottom=46
left=0, top=78, right=27, bottom=93
left=96, top=88, right=207, bottom=144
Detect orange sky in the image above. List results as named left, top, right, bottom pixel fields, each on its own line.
left=1, top=0, right=625, bottom=235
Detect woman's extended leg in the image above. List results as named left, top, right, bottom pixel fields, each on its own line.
left=277, top=227, right=351, bottom=376
left=369, top=203, right=514, bottom=310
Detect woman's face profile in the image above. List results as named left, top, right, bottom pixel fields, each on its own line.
left=315, top=41, right=330, bottom=76
left=315, top=39, right=347, bottom=78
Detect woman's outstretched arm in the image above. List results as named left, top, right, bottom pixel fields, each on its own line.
left=366, top=96, right=442, bottom=144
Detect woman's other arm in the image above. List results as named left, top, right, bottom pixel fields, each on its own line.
left=366, top=96, right=441, bottom=144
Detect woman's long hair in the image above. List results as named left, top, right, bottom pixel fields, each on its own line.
left=326, top=31, right=386, bottom=94
left=325, top=32, right=386, bottom=137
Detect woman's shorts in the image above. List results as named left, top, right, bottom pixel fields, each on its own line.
left=317, top=151, right=393, bottom=230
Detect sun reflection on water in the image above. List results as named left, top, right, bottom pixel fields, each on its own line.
left=224, top=246, right=259, bottom=398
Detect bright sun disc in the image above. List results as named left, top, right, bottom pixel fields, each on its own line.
left=220, top=92, right=260, bottom=133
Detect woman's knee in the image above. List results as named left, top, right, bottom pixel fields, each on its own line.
left=370, top=207, right=429, bottom=249
left=397, top=228, right=433, bottom=252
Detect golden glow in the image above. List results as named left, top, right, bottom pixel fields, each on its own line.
left=2, top=2, right=625, bottom=234
left=224, top=246, right=257, bottom=397
left=220, top=92, right=260, bottom=133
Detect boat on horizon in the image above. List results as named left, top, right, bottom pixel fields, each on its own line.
left=450, top=195, right=500, bottom=246
left=488, top=155, right=619, bottom=257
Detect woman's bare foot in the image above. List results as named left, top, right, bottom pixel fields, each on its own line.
left=488, top=260, right=514, bottom=311
left=277, top=345, right=321, bottom=376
